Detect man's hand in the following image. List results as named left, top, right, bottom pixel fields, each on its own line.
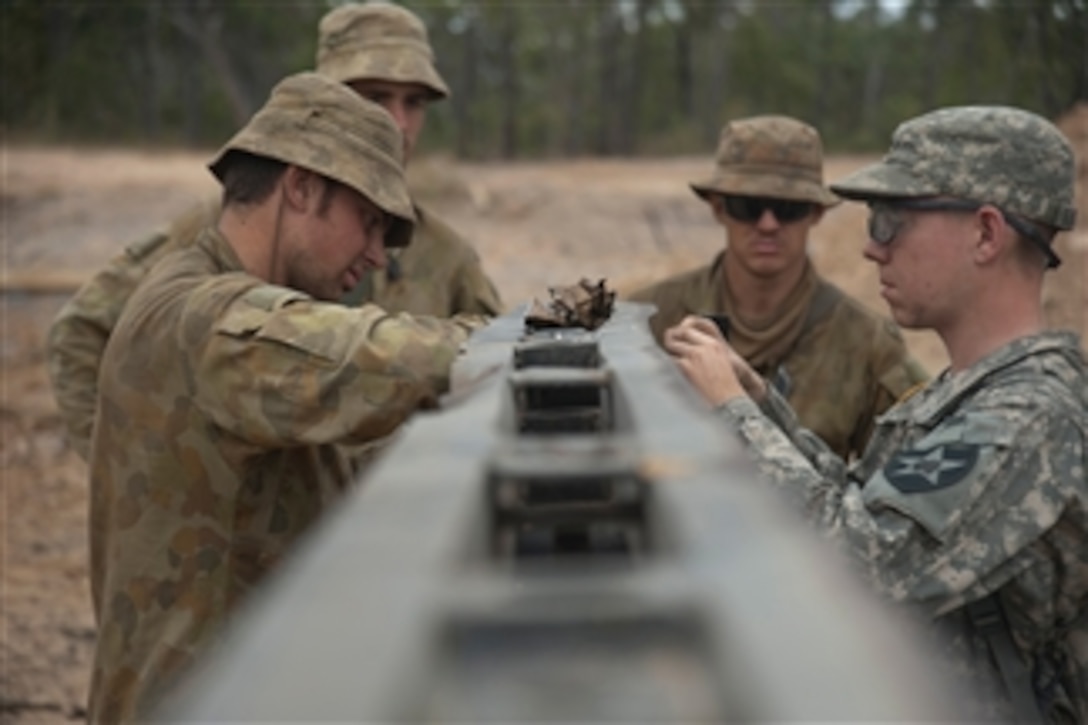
left=663, top=316, right=767, bottom=406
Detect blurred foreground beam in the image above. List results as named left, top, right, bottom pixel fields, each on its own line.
left=155, top=303, right=967, bottom=722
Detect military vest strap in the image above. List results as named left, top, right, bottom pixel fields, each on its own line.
left=965, top=594, right=1046, bottom=723
left=801, top=278, right=838, bottom=334
left=762, top=278, right=838, bottom=388
left=124, top=231, right=171, bottom=262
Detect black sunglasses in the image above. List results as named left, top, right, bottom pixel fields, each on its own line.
left=868, top=198, right=1060, bottom=269
left=722, top=195, right=814, bottom=224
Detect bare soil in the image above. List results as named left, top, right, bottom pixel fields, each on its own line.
left=2, top=126, right=1085, bottom=722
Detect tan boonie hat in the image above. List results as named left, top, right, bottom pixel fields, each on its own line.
left=316, top=2, right=450, bottom=100
left=691, top=115, right=840, bottom=207
left=208, top=72, right=415, bottom=248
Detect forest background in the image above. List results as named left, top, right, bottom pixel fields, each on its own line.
left=3, top=0, right=1087, bottom=157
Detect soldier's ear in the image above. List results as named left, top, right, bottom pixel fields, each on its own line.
left=973, top=205, right=1004, bottom=266
left=281, top=166, right=320, bottom=212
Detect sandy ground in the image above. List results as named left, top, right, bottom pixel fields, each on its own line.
left=1, top=135, right=1085, bottom=721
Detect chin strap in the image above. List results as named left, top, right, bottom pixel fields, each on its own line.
left=267, top=191, right=288, bottom=286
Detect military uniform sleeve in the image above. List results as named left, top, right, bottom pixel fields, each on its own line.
left=719, top=396, right=1082, bottom=616
left=192, top=286, right=486, bottom=448
left=47, top=199, right=219, bottom=459
left=716, top=392, right=850, bottom=517
left=46, top=232, right=172, bottom=459
left=847, top=406, right=1081, bottom=612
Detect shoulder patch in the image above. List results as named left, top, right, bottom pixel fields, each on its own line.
left=240, top=285, right=310, bottom=311
left=124, top=231, right=171, bottom=262
left=883, top=442, right=980, bottom=493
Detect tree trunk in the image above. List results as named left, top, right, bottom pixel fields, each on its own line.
left=702, top=1, right=734, bottom=148
left=461, top=17, right=479, bottom=159
left=562, top=0, right=588, bottom=156
left=596, top=2, right=621, bottom=155
left=143, top=0, right=163, bottom=141
left=168, top=0, right=255, bottom=128
left=809, top=0, right=833, bottom=130
left=675, top=10, right=694, bottom=119
left=499, top=3, right=520, bottom=158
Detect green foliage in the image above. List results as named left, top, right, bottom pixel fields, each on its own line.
left=2, top=0, right=1084, bottom=155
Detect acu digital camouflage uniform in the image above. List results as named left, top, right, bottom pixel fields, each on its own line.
left=717, top=107, right=1087, bottom=722
left=86, top=74, right=487, bottom=724
left=46, top=0, right=500, bottom=461
left=630, top=116, right=927, bottom=460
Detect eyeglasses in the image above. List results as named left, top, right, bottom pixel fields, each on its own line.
left=868, top=198, right=1060, bottom=268
left=868, top=199, right=979, bottom=245
left=722, top=195, right=814, bottom=224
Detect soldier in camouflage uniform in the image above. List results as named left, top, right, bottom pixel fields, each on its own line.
left=86, top=73, right=487, bottom=724
left=47, top=1, right=501, bottom=461
left=628, top=116, right=927, bottom=461
left=665, top=106, right=1087, bottom=722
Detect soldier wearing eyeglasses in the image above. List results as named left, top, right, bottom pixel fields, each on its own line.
left=664, top=106, right=1086, bottom=722
left=629, top=115, right=928, bottom=460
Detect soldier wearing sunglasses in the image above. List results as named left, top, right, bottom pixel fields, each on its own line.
left=664, top=106, right=1085, bottom=722
left=629, top=115, right=927, bottom=461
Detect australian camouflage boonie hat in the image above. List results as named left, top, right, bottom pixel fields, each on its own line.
left=208, top=72, right=415, bottom=248
left=831, top=105, right=1077, bottom=232
left=316, top=2, right=449, bottom=100
left=690, top=115, right=840, bottom=207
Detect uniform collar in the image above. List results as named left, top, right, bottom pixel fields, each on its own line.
left=886, top=331, right=1083, bottom=426
left=197, top=224, right=248, bottom=275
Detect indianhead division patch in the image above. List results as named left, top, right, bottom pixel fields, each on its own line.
left=883, top=443, right=980, bottom=494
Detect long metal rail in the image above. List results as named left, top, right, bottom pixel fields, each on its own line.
left=156, top=302, right=964, bottom=721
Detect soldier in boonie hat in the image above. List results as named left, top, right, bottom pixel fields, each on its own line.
left=85, top=68, right=490, bottom=725
left=690, top=115, right=840, bottom=207
left=629, top=114, right=927, bottom=461
left=314, top=1, right=504, bottom=315
left=832, top=105, right=1076, bottom=268
left=317, top=1, right=449, bottom=101
left=209, top=71, right=414, bottom=249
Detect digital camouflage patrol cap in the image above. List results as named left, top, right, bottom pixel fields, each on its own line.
left=208, top=72, right=415, bottom=248
left=831, top=105, right=1077, bottom=232
left=691, top=115, right=840, bottom=207
left=316, top=2, right=450, bottom=99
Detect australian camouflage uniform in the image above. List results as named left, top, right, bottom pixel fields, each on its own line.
left=342, top=202, right=502, bottom=315
left=629, top=257, right=928, bottom=460
left=86, top=73, right=489, bottom=722
left=48, top=197, right=500, bottom=460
